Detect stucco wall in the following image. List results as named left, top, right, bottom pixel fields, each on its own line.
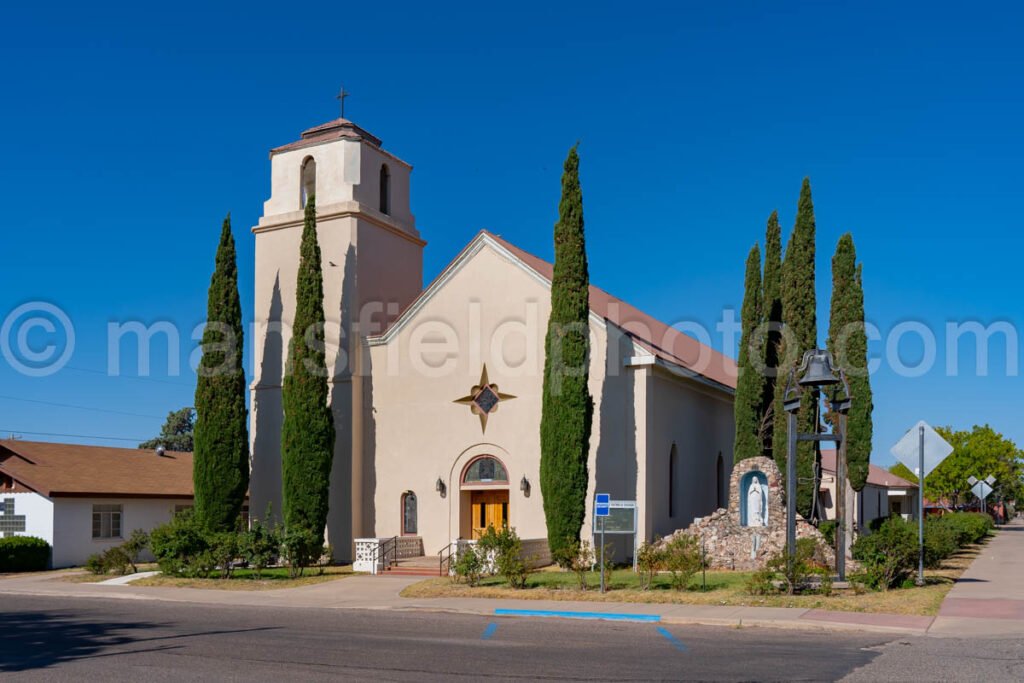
left=3, top=492, right=53, bottom=546
left=645, top=369, right=734, bottom=541
left=50, top=498, right=187, bottom=568
left=367, top=240, right=638, bottom=556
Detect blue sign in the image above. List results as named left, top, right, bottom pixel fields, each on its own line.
left=595, top=493, right=611, bottom=517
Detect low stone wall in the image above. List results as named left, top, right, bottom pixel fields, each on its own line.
left=395, top=536, right=423, bottom=559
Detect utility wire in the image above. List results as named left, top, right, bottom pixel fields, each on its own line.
left=0, top=394, right=163, bottom=420
left=63, top=365, right=196, bottom=388
left=0, top=429, right=146, bottom=443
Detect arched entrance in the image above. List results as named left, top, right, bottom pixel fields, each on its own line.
left=460, top=455, right=509, bottom=539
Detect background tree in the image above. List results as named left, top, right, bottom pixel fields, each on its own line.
left=772, top=178, right=819, bottom=518
left=540, top=145, right=593, bottom=561
left=888, top=425, right=1023, bottom=505
left=281, top=196, right=336, bottom=548
left=139, top=407, right=195, bottom=452
left=733, top=244, right=764, bottom=461
left=193, top=215, right=249, bottom=531
left=826, top=234, right=873, bottom=491
left=761, top=211, right=783, bottom=458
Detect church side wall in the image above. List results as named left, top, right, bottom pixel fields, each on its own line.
left=645, top=370, right=734, bottom=540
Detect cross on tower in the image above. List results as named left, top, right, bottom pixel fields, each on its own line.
left=336, top=86, right=351, bottom=118
left=0, top=498, right=26, bottom=538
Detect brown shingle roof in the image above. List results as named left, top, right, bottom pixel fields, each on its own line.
left=0, top=441, right=194, bottom=498
left=821, top=449, right=917, bottom=489
left=271, top=117, right=383, bottom=154
left=485, top=231, right=737, bottom=390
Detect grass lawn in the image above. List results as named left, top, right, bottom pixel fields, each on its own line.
left=126, top=565, right=354, bottom=591
left=400, top=544, right=985, bottom=616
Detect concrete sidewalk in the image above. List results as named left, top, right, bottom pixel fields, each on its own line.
left=3, top=523, right=1020, bottom=638
left=929, top=518, right=1024, bottom=638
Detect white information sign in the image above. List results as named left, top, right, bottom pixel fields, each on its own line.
left=890, top=420, right=954, bottom=478
left=971, top=481, right=994, bottom=501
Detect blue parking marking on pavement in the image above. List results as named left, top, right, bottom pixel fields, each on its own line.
left=494, top=608, right=661, bottom=623
left=481, top=623, right=498, bottom=640
left=656, top=626, right=688, bottom=652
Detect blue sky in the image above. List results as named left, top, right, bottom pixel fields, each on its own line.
left=1, top=1, right=1021, bottom=465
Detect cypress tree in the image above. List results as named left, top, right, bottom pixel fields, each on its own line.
left=193, top=216, right=249, bottom=531
left=773, top=178, right=819, bottom=518
left=761, top=211, right=783, bottom=460
left=281, top=196, right=336, bottom=547
left=733, top=244, right=764, bottom=462
left=827, top=235, right=873, bottom=491
left=540, top=145, right=593, bottom=561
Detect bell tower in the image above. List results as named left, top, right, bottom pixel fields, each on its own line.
left=250, top=117, right=425, bottom=560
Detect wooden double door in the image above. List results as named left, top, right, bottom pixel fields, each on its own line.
left=471, top=490, right=509, bottom=539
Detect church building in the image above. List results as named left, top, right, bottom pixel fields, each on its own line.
left=249, top=117, right=737, bottom=564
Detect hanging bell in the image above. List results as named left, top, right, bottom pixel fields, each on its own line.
left=798, top=349, right=840, bottom=387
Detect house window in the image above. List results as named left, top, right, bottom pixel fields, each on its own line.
left=379, top=164, right=390, bottom=214
left=92, top=504, right=122, bottom=539
left=462, top=456, right=508, bottom=484
left=402, top=492, right=417, bottom=535
left=301, top=156, right=316, bottom=208
left=667, top=444, right=675, bottom=518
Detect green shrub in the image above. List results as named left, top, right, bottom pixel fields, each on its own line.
left=150, top=508, right=210, bottom=577
left=242, top=519, right=280, bottom=579
left=0, top=536, right=50, bottom=572
left=122, top=529, right=150, bottom=572
left=818, top=520, right=837, bottom=548
left=453, top=544, right=485, bottom=586
left=852, top=516, right=918, bottom=590
left=767, top=537, right=818, bottom=595
left=923, top=517, right=958, bottom=568
left=280, top=526, right=319, bottom=578
left=85, top=553, right=107, bottom=575
left=208, top=531, right=242, bottom=579
left=635, top=539, right=664, bottom=591
left=552, top=539, right=595, bottom=591
left=745, top=565, right=777, bottom=595
left=100, top=545, right=134, bottom=575
left=662, top=534, right=702, bottom=591
left=478, top=526, right=531, bottom=589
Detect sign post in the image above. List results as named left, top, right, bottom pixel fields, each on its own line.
left=594, top=493, right=610, bottom=593
left=969, top=477, right=995, bottom=513
left=891, top=420, right=954, bottom=587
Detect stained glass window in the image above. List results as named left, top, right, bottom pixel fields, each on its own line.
left=463, top=457, right=508, bottom=484
left=402, top=493, right=417, bottom=535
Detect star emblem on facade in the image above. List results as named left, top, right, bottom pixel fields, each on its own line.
left=453, top=365, right=516, bottom=433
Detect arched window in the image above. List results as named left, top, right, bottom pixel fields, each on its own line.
left=379, top=164, right=390, bottom=214
left=716, top=452, right=726, bottom=509
left=462, top=455, right=508, bottom=485
left=301, top=156, right=316, bottom=208
left=669, top=444, right=678, bottom=518
left=401, top=491, right=417, bottom=535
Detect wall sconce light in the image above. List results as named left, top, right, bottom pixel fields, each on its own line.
left=436, top=478, right=446, bottom=498
left=520, top=475, right=530, bottom=497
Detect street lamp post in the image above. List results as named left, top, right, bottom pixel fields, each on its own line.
left=784, top=349, right=852, bottom=581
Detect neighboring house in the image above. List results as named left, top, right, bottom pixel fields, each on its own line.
left=0, top=440, right=195, bottom=568
left=819, top=449, right=919, bottom=531
left=249, top=116, right=738, bottom=562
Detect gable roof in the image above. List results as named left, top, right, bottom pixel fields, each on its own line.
left=0, top=441, right=195, bottom=498
left=821, top=449, right=918, bottom=489
left=369, top=230, right=737, bottom=391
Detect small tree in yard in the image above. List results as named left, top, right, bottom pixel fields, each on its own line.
left=242, top=518, right=281, bottom=580
left=281, top=526, right=320, bottom=578
left=662, top=535, right=703, bottom=591
left=453, top=545, right=486, bottom=587
left=477, top=526, right=532, bottom=589
left=635, top=539, right=664, bottom=591
left=122, top=529, right=150, bottom=573
left=553, top=539, right=596, bottom=591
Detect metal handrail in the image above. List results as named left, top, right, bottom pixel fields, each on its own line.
left=438, top=541, right=456, bottom=577
left=368, top=536, right=400, bottom=574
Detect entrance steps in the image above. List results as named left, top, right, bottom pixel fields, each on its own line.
left=378, top=555, right=441, bottom=577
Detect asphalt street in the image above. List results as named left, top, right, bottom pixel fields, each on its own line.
left=1, top=594, right=1021, bottom=681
